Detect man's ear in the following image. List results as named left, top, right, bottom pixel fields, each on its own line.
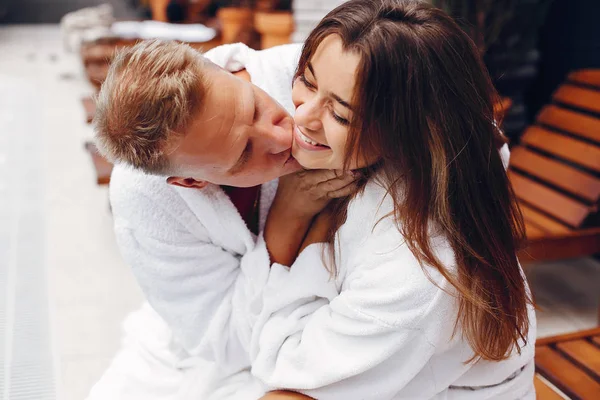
left=166, top=177, right=209, bottom=189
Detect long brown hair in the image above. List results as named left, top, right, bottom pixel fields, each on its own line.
left=297, top=0, right=529, bottom=362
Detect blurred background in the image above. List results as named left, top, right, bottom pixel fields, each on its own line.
left=0, top=0, right=599, bottom=399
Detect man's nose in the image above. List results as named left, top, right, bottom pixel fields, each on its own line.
left=255, top=116, right=292, bottom=155
left=294, top=98, right=323, bottom=132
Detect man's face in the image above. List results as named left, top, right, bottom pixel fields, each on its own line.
left=168, top=67, right=301, bottom=188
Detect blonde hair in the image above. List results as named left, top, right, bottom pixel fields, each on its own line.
left=94, top=39, right=209, bottom=175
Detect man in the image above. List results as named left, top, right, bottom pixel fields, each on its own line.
left=88, top=41, right=355, bottom=399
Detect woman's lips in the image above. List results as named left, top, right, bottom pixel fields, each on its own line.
left=294, top=126, right=330, bottom=151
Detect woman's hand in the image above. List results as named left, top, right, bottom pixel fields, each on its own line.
left=274, top=169, right=356, bottom=219
left=265, top=169, right=357, bottom=266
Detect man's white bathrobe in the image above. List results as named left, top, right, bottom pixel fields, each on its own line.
left=87, top=43, right=303, bottom=400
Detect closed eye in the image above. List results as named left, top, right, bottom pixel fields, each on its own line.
left=300, top=72, right=349, bottom=126
left=299, top=73, right=317, bottom=90
left=332, top=111, right=350, bottom=126
left=228, top=140, right=253, bottom=175
left=252, top=91, right=259, bottom=122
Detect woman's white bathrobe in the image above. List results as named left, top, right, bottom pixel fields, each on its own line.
left=242, top=175, right=537, bottom=400
left=87, top=43, right=303, bottom=400
left=171, top=141, right=536, bottom=400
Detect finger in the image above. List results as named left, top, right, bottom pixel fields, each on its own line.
left=327, top=182, right=359, bottom=199
left=316, top=173, right=357, bottom=192
left=302, top=169, right=349, bottom=185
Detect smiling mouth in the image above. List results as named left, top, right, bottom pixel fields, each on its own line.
left=295, top=126, right=331, bottom=150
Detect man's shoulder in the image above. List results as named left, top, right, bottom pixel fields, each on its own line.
left=204, top=42, right=302, bottom=68
left=108, top=165, right=234, bottom=232
left=247, top=43, right=302, bottom=114
left=256, top=43, right=303, bottom=59
left=249, top=43, right=302, bottom=75
left=110, top=164, right=175, bottom=204
left=109, top=165, right=211, bottom=236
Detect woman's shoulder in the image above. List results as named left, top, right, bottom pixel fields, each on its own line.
left=343, top=179, right=395, bottom=233
left=340, top=179, right=457, bottom=281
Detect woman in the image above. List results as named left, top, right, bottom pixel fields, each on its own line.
left=252, top=0, right=536, bottom=398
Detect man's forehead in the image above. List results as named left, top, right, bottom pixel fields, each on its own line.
left=202, top=70, right=240, bottom=116
left=173, top=88, right=233, bottom=156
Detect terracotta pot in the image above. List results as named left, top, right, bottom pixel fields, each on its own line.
left=255, top=0, right=275, bottom=12
left=217, top=7, right=254, bottom=44
left=254, top=11, right=294, bottom=49
left=149, top=0, right=170, bottom=22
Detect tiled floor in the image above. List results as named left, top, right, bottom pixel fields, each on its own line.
left=0, top=25, right=143, bottom=400
left=0, top=25, right=598, bottom=400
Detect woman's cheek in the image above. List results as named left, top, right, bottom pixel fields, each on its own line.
left=328, top=129, right=346, bottom=160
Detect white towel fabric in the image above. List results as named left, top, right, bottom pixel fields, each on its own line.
left=87, top=43, right=302, bottom=400
left=111, top=21, right=217, bottom=42
left=242, top=176, right=537, bottom=400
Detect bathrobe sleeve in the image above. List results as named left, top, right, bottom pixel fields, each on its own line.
left=109, top=167, right=271, bottom=372
left=249, top=236, right=458, bottom=400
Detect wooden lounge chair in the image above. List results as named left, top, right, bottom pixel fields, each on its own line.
left=511, top=69, right=600, bottom=264
left=81, top=35, right=221, bottom=91
left=535, top=327, right=600, bottom=399
left=84, top=141, right=113, bottom=185
left=82, top=95, right=96, bottom=124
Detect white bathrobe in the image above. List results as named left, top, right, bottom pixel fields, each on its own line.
left=87, top=43, right=303, bottom=400
left=243, top=174, right=537, bottom=400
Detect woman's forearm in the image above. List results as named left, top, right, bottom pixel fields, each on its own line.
left=264, top=209, right=312, bottom=266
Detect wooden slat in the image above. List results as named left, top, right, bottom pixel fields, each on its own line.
left=85, top=142, right=113, bottom=185
left=186, top=36, right=222, bottom=52
left=81, top=96, right=96, bottom=124
left=592, top=336, right=600, bottom=347
left=85, top=62, right=110, bottom=89
left=537, top=105, right=600, bottom=144
left=535, top=374, right=566, bottom=400
left=517, top=202, right=571, bottom=235
left=525, top=221, right=545, bottom=238
left=494, top=97, right=513, bottom=121
left=569, top=70, right=600, bottom=89
left=521, top=126, right=600, bottom=173
left=556, top=340, right=600, bottom=381
left=509, top=171, right=591, bottom=228
left=536, top=346, right=600, bottom=399
left=553, top=85, right=600, bottom=115
left=80, top=43, right=116, bottom=66
left=537, top=328, right=600, bottom=346
left=510, top=147, right=600, bottom=203
left=519, top=228, right=600, bottom=263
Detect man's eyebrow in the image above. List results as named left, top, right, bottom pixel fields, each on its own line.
left=307, top=62, right=353, bottom=111
left=228, top=141, right=252, bottom=175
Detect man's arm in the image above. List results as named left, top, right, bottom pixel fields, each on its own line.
left=109, top=167, right=261, bottom=370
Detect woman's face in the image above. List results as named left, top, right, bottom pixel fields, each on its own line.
left=292, top=34, right=366, bottom=170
